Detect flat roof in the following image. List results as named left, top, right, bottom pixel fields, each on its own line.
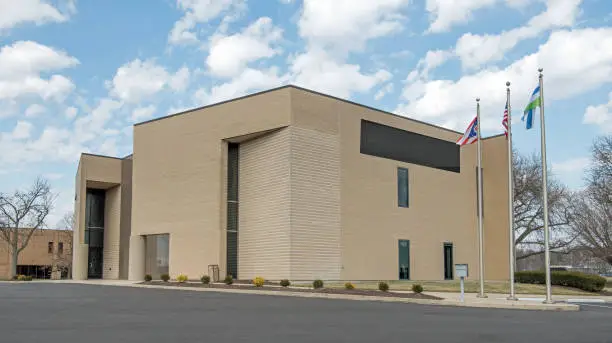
left=134, top=84, right=463, bottom=135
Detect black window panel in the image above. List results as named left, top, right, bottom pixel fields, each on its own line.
left=48, top=242, right=53, bottom=254
left=444, top=243, right=454, bottom=280
left=58, top=242, right=64, bottom=255
left=398, top=167, right=409, bottom=208
left=227, top=143, right=239, bottom=202
left=360, top=120, right=460, bottom=173
left=226, top=231, right=238, bottom=279
left=226, top=143, right=239, bottom=279
left=86, top=189, right=105, bottom=228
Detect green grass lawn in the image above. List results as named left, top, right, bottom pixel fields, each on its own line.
left=297, top=280, right=606, bottom=296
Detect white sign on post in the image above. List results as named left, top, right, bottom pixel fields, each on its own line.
left=455, top=264, right=469, bottom=302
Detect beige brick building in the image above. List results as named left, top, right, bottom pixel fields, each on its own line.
left=1, top=229, right=72, bottom=279
left=72, top=85, right=511, bottom=282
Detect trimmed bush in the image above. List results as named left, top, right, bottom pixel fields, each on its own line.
left=412, top=284, right=424, bottom=294
left=313, top=279, right=324, bottom=289
left=279, top=279, right=291, bottom=287
left=344, top=282, right=355, bottom=290
left=253, top=276, right=265, bottom=287
left=144, top=274, right=152, bottom=282
left=17, top=275, right=26, bottom=281
left=224, top=275, right=234, bottom=285
left=378, top=281, right=389, bottom=292
left=176, top=274, right=188, bottom=283
left=160, top=274, right=170, bottom=282
left=25, top=275, right=33, bottom=281
left=515, top=271, right=607, bottom=292
left=201, top=275, right=211, bottom=285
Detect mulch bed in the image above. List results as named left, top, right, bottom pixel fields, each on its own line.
left=141, top=281, right=442, bottom=300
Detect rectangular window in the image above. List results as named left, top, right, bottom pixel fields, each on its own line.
left=475, top=167, right=484, bottom=217
left=398, top=240, right=410, bottom=280
left=360, top=120, right=460, bottom=173
left=398, top=167, right=409, bottom=208
left=58, top=242, right=64, bottom=255
left=226, top=143, right=240, bottom=279
left=444, top=243, right=453, bottom=280
left=48, top=242, right=53, bottom=254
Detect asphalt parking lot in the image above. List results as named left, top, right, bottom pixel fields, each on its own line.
left=0, top=283, right=610, bottom=343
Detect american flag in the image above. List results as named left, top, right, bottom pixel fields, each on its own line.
left=502, top=101, right=509, bottom=138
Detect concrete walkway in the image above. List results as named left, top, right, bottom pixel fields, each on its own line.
left=20, top=279, right=599, bottom=311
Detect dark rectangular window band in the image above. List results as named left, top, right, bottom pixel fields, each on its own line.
left=360, top=120, right=460, bottom=173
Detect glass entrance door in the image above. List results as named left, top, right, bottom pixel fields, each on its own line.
left=398, top=240, right=410, bottom=280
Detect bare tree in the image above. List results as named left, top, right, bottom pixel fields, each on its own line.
left=0, top=178, right=54, bottom=278
left=53, top=212, right=74, bottom=279
left=572, top=136, right=612, bottom=265
left=512, top=152, right=577, bottom=260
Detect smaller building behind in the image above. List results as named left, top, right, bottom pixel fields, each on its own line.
left=0, top=229, right=72, bottom=279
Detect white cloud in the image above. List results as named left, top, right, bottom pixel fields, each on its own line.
left=168, top=0, right=245, bottom=45
left=131, top=105, right=157, bottom=122
left=455, top=0, right=582, bottom=70
left=65, top=106, right=78, bottom=119
left=169, top=66, right=190, bottom=92
left=97, top=137, right=118, bottom=156
left=290, top=48, right=392, bottom=99
left=0, top=0, right=72, bottom=31
left=43, top=173, right=64, bottom=180
left=206, top=17, right=283, bottom=78
left=74, top=98, right=123, bottom=144
left=25, top=103, right=46, bottom=117
left=375, top=83, right=395, bottom=100
left=11, top=121, right=33, bottom=139
left=396, top=28, right=612, bottom=132
left=583, top=92, right=612, bottom=133
left=299, top=0, right=410, bottom=52
left=552, top=157, right=589, bottom=173
left=195, top=67, right=286, bottom=105
left=426, top=0, right=497, bottom=33
left=108, top=59, right=190, bottom=103
left=0, top=41, right=78, bottom=102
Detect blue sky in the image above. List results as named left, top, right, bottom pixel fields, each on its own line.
left=1, top=0, right=611, bottom=226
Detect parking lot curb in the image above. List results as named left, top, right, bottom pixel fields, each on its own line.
left=115, top=283, right=580, bottom=311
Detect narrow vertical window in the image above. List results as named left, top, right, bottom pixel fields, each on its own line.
left=48, top=242, right=53, bottom=254
left=58, top=242, right=64, bottom=255
left=398, top=167, right=409, bottom=208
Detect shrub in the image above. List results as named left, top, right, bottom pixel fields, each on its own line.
left=160, top=274, right=170, bottom=282
left=279, top=279, right=291, bottom=287
left=313, top=279, right=324, bottom=289
left=378, top=281, right=389, bottom=292
left=144, top=274, right=152, bottom=282
left=412, top=284, right=424, bottom=294
left=201, top=275, right=211, bottom=285
left=17, top=275, right=26, bottom=281
left=25, top=275, right=33, bottom=281
left=11, top=275, right=18, bottom=281
left=176, top=274, right=188, bottom=283
left=515, top=271, right=607, bottom=292
left=253, top=276, right=265, bottom=287
left=224, top=275, right=234, bottom=285
left=344, top=282, right=355, bottom=290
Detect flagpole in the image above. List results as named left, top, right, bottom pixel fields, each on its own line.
left=539, top=68, right=553, bottom=304
left=476, top=97, right=487, bottom=299
left=506, top=81, right=517, bottom=301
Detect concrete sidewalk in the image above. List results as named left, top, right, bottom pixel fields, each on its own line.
left=19, top=279, right=588, bottom=311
